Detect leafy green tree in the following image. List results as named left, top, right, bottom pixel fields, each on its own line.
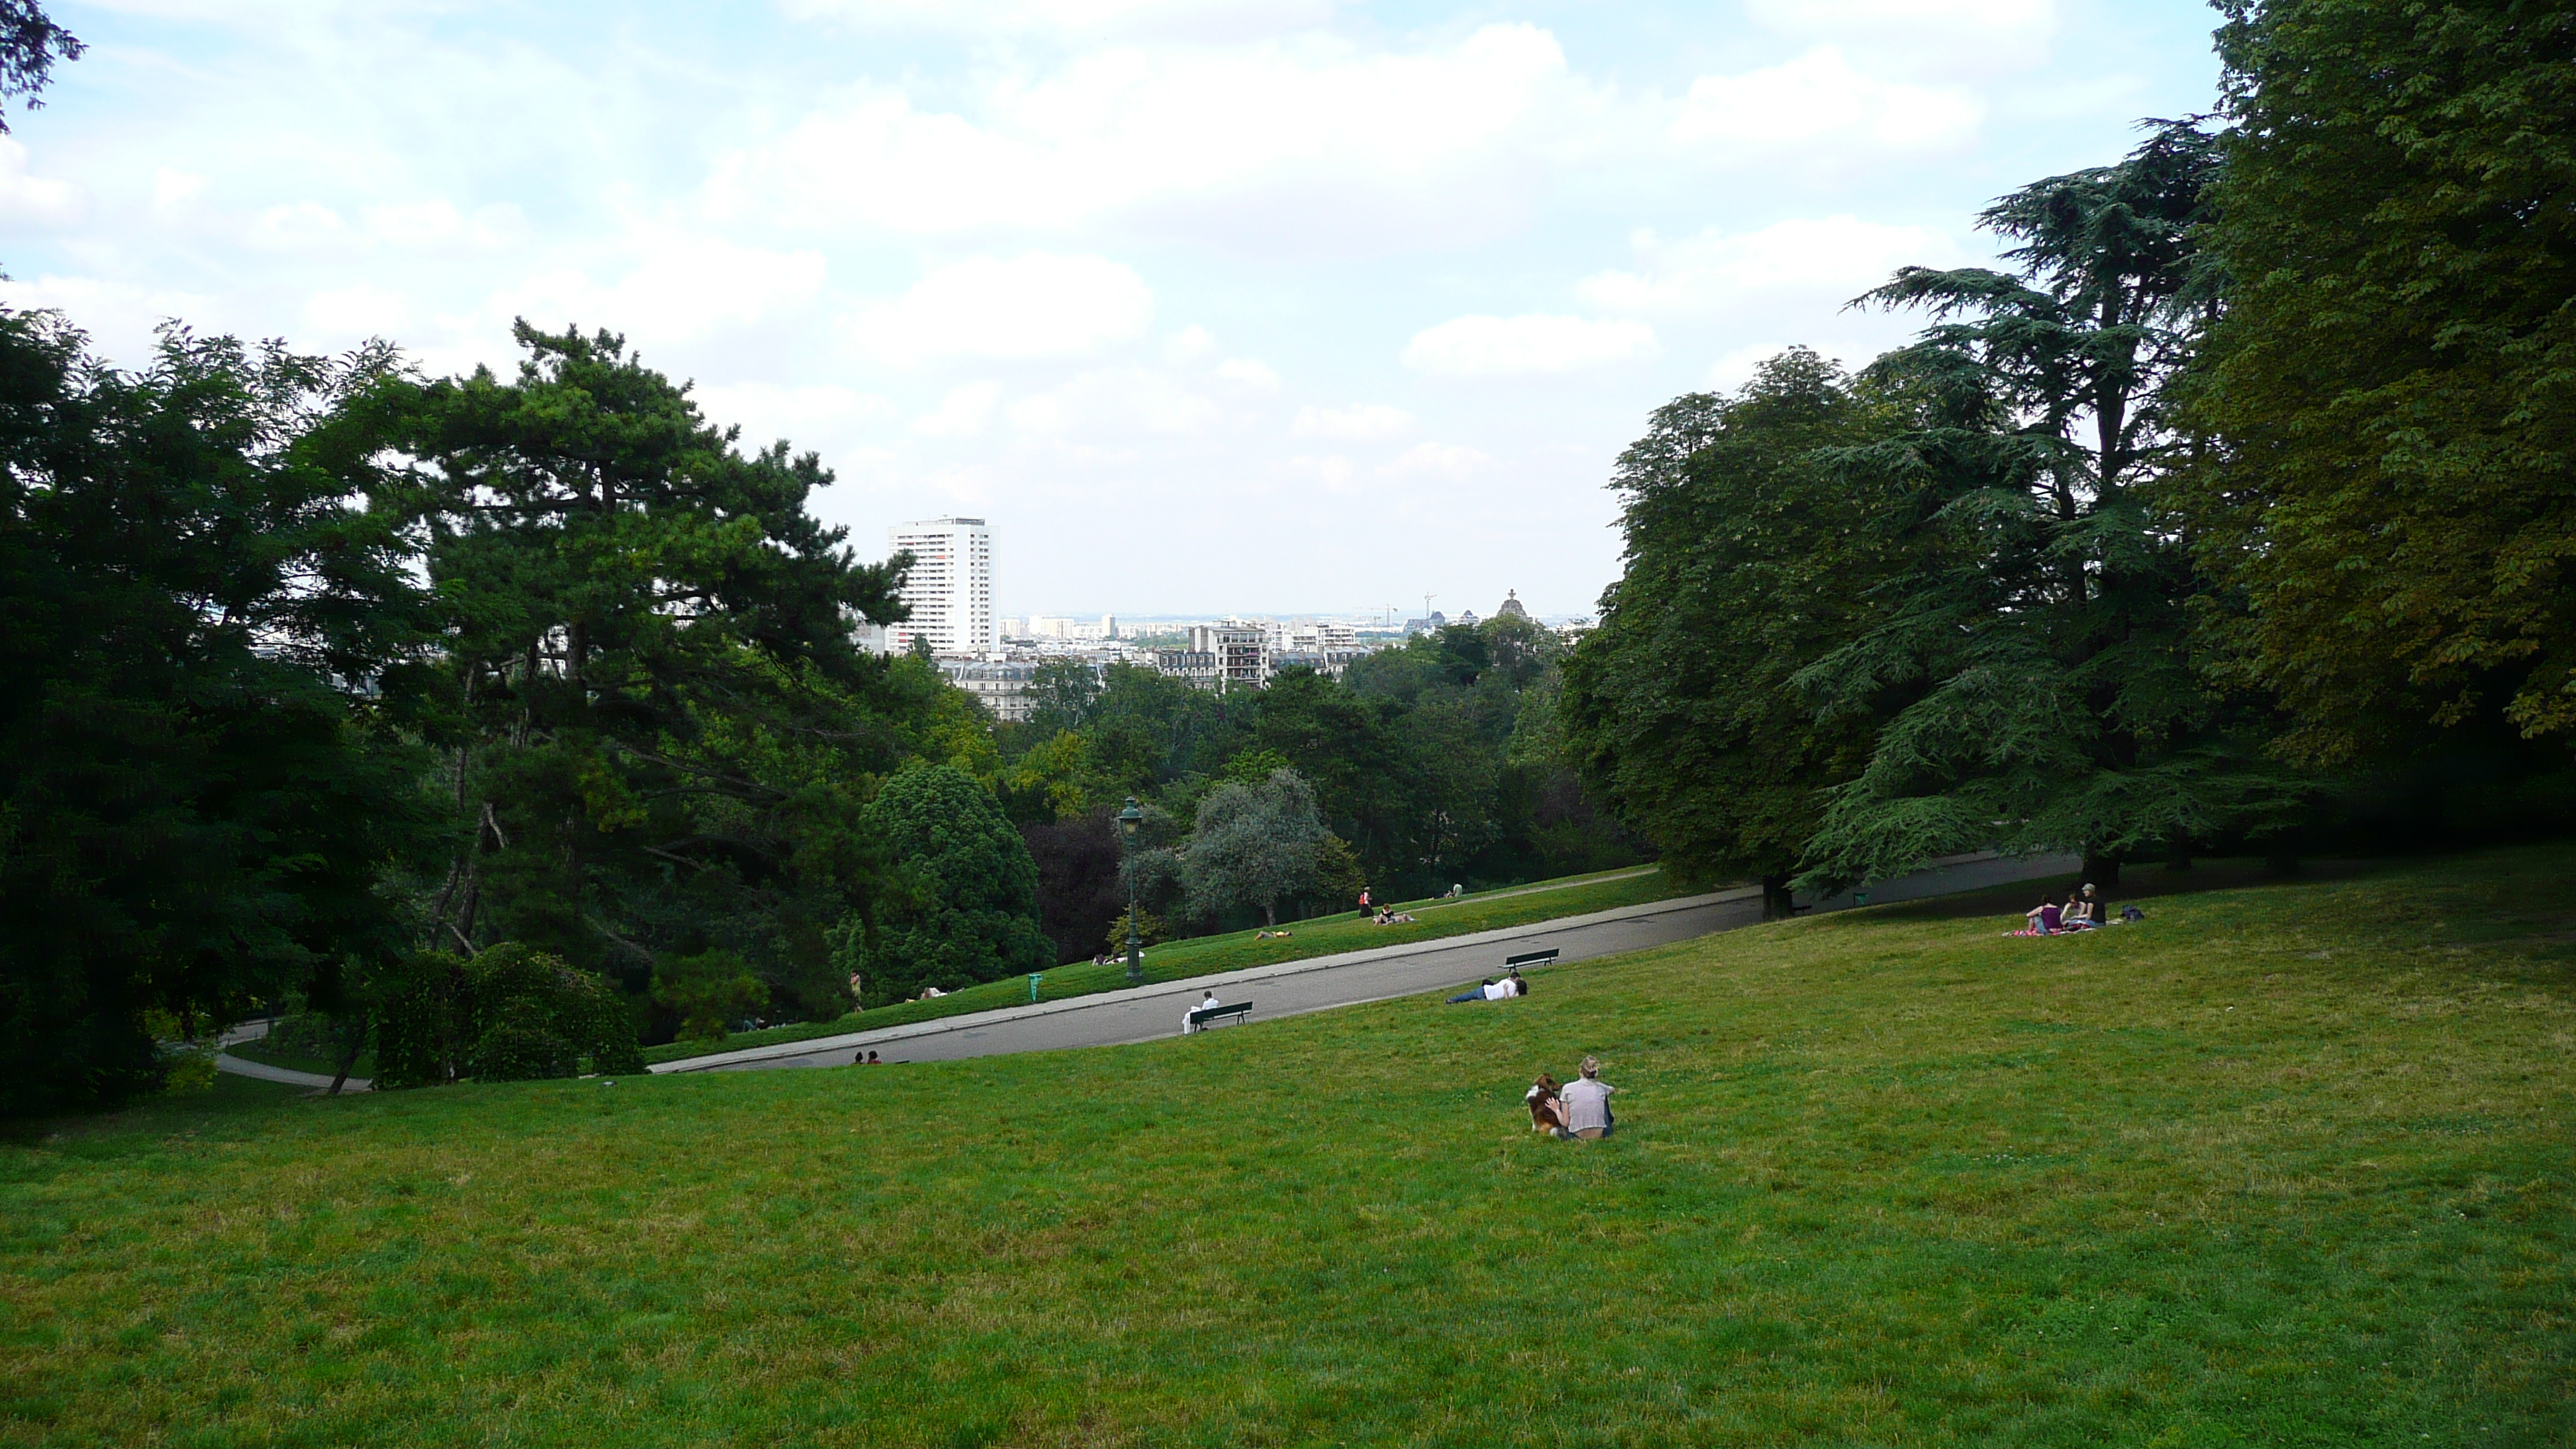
left=0, top=1, right=81, bottom=133
left=1561, top=350, right=1902, bottom=913
left=1183, top=769, right=1328, bottom=927
left=2181, top=0, right=2576, bottom=763
left=840, top=763, right=1052, bottom=1002
left=1024, top=658, right=1103, bottom=736
left=0, top=313, right=437, bottom=1115
left=401, top=324, right=907, bottom=1022
left=1084, top=662, right=1256, bottom=792
left=1255, top=666, right=1420, bottom=890
left=373, top=943, right=642, bottom=1088
left=1796, top=125, right=2297, bottom=890
left=653, top=948, right=768, bottom=1043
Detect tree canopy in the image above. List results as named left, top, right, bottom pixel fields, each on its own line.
left=2182, top=0, right=2576, bottom=765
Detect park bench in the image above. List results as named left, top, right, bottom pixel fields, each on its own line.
left=1505, top=948, right=1560, bottom=970
left=1187, top=1001, right=1252, bottom=1030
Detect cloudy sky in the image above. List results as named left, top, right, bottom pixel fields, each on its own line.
left=0, top=0, right=2221, bottom=620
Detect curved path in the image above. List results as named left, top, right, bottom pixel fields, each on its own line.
left=655, top=851, right=2076, bottom=1075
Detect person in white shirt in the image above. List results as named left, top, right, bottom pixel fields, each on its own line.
left=1482, top=978, right=1516, bottom=1001
left=1559, top=1057, right=1616, bottom=1139
left=1181, top=990, right=1220, bottom=1035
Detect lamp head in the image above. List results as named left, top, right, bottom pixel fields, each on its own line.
left=1118, top=796, right=1142, bottom=836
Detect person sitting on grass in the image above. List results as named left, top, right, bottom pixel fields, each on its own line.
left=1448, top=979, right=1499, bottom=1004
left=2010, top=896, right=2064, bottom=937
left=1526, top=1074, right=1566, bottom=1136
left=1560, top=1057, right=1616, bottom=1139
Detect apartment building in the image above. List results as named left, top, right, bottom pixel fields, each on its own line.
left=886, top=517, right=995, bottom=656
left=937, top=658, right=1039, bottom=724
left=1187, top=621, right=1269, bottom=690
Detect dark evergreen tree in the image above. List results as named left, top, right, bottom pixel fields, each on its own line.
left=402, top=324, right=909, bottom=1023
left=841, top=763, right=1053, bottom=1002
left=1795, top=125, right=2298, bottom=890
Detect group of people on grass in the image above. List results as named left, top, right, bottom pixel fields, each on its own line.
left=2009, top=882, right=2145, bottom=937
left=1356, top=888, right=1417, bottom=927
left=1525, top=1057, right=1616, bottom=1139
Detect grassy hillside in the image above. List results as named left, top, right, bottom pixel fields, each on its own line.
left=7, top=849, right=2571, bottom=1446
left=641, top=863, right=1688, bottom=1064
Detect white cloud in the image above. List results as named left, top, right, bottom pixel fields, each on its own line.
left=1214, top=357, right=1279, bottom=389
left=150, top=168, right=206, bottom=216
left=1291, top=402, right=1412, bottom=441
left=1382, top=441, right=1488, bottom=478
left=1007, top=368, right=1218, bottom=438
left=1163, top=324, right=1218, bottom=361
left=914, top=381, right=1005, bottom=437
left=1744, top=0, right=2057, bottom=74
left=704, top=24, right=1593, bottom=245
left=252, top=200, right=347, bottom=250
left=783, top=0, right=1336, bottom=39
left=360, top=200, right=522, bottom=250
left=1401, top=313, right=1656, bottom=376
left=695, top=382, right=899, bottom=451
left=1671, top=47, right=1981, bottom=153
left=0, top=139, right=83, bottom=228
left=1288, top=454, right=1357, bottom=490
left=0, top=274, right=217, bottom=365
left=303, top=283, right=410, bottom=337
left=1577, top=215, right=1956, bottom=314
left=473, top=236, right=828, bottom=345
left=851, top=253, right=1153, bottom=362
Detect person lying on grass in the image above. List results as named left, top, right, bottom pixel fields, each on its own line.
left=1560, top=1057, right=1615, bottom=1139
left=1526, top=1074, right=1567, bottom=1136
left=1447, top=978, right=1501, bottom=1003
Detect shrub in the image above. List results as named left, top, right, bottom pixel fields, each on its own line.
left=375, top=944, right=641, bottom=1087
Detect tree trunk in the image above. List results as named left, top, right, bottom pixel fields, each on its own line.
left=1263, top=902, right=1276, bottom=927
left=327, top=1009, right=368, bottom=1096
left=1760, top=873, right=1797, bottom=921
left=2080, top=852, right=2121, bottom=891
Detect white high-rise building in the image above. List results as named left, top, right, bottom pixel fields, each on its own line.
left=886, top=517, right=995, bottom=656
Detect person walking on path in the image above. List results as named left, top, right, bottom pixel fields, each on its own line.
left=1560, top=1057, right=1616, bottom=1139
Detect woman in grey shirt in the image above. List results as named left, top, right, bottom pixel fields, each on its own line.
left=1559, top=1056, right=1616, bottom=1139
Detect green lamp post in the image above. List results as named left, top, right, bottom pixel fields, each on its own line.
left=1118, top=796, right=1145, bottom=986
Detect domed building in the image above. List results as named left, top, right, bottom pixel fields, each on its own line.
left=1495, top=590, right=1529, bottom=619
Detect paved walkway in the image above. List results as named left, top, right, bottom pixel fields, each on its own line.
left=211, top=1022, right=372, bottom=1092
left=655, top=851, right=2076, bottom=1075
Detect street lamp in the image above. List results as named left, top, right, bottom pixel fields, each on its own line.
left=1118, top=796, right=1145, bottom=986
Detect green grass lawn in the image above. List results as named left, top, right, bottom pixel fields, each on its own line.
left=7, top=848, right=2572, bottom=1446
left=642, top=863, right=1688, bottom=1065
